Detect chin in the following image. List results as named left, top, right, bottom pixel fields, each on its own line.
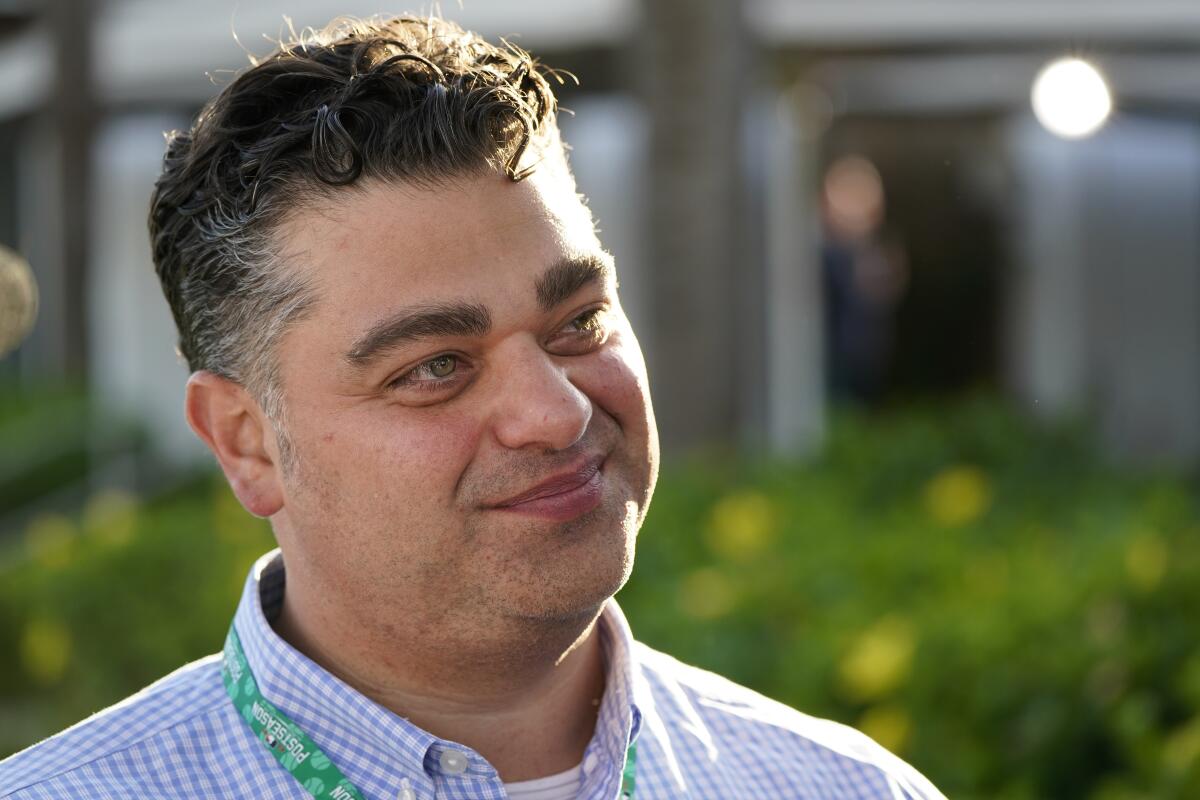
left=466, top=476, right=640, bottom=624
left=507, top=550, right=633, bottom=624
left=500, top=525, right=635, bottom=624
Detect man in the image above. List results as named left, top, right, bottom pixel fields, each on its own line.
left=0, top=15, right=943, bottom=800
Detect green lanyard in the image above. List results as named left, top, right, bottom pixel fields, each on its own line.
left=222, top=626, right=367, bottom=799
left=621, top=741, right=638, bottom=798
left=223, top=623, right=638, bottom=799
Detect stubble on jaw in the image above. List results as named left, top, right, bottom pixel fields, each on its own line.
left=466, top=499, right=638, bottom=618
left=277, top=434, right=630, bottom=601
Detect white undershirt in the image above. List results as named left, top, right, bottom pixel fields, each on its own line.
left=502, top=762, right=583, bottom=800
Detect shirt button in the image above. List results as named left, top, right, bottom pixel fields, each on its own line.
left=583, top=752, right=599, bottom=774
left=397, top=787, right=416, bottom=800
left=439, top=749, right=469, bottom=775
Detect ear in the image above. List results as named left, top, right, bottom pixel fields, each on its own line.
left=185, top=371, right=285, bottom=518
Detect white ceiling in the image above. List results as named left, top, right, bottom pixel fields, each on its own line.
left=748, top=0, right=1200, bottom=45
left=808, top=52, right=1200, bottom=116
left=3, top=0, right=1200, bottom=114
left=94, top=0, right=638, bottom=104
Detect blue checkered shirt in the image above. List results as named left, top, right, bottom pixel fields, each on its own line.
left=0, top=550, right=945, bottom=799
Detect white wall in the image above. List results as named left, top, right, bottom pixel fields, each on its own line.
left=90, top=113, right=205, bottom=466
left=95, top=0, right=637, bottom=105
left=1007, top=112, right=1200, bottom=463
left=557, top=96, right=651, bottom=357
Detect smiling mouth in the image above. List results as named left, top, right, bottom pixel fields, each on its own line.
left=488, top=456, right=606, bottom=523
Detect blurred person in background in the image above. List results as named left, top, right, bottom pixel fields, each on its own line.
left=0, top=14, right=942, bottom=800
left=820, top=155, right=909, bottom=406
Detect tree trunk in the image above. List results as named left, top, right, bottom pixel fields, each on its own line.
left=638, top=0, right=750, bottom=452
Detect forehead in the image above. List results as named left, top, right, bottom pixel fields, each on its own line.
left=274, top=167, right=600, bottom=308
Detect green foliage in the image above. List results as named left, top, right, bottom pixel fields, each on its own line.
left=0, top=382, right=146, bottom=515
left=0, top=475, right=274, bottom=755
left=0, top=385, right=91, bottom=514
left=620, top=398, right=1200, bottom=799
left=0, top=397, right=1197, bottom=799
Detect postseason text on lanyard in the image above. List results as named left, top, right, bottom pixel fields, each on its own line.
left=221, top=623, right=639, bottom=799
left=222, top=626, right=366, bottom=799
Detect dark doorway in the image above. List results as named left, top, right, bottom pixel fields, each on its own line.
left=819, top=114, right=1008, bottom=405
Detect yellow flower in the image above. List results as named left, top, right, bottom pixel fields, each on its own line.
left=24, top=514, right=75, bottom=570
left=1163, top=714, right=1200, bottom=774
left=20, top=617, right=72, bottom=686
left=839, top=615, right=917, bottom=702
left=83, top=489, right=139, bottom=547
left=676, top=568, right=736, bottom=620
left=924, top=465, right=991, bottom=527
left=859, top=704, right=912, bottom=754
left=1125, top=530, right=1168, bottom=592
left=705, top=491, right=776, bottom=562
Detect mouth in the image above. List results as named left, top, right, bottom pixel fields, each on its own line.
left=487, top=455, right=606, bottom=523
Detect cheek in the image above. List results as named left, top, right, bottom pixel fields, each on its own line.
left=577, top=335, right=660, bottom=514
left=578, top=335, right=654, bottom=428
left=388, top=414, right=479, bottom=479
left=305, top=406, right=484, bottom=507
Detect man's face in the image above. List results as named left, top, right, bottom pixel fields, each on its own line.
left=266, top=162, right=658, bottom=637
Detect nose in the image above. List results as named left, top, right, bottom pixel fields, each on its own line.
left=489, top=340, right=592, bottom=452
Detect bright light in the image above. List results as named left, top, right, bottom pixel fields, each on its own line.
left=1031, top=57, right=1112, bottom=140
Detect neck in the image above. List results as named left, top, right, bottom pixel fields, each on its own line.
left=271, top=574, right=608, bottom=782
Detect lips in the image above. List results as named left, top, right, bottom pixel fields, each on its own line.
left=492, top=456, right=604, bottom=507
left=487, top=456, right=606, bottom=522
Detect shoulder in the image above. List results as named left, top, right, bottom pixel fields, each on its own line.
left=633, top=642, right=946, bottom=800
left=0, top=654, right=235, bottom=797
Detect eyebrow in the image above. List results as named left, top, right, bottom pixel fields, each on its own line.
left=535, top=253, right=614, bottom=312
left=344, top=253, right=615, bottom=371
left=345, top=302, right=492, bottom=368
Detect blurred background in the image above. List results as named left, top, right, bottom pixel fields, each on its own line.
left=1, top=0, right=1199, bottom=797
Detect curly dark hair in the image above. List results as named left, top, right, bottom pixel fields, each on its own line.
left=149, top=14, right=564, bottom=420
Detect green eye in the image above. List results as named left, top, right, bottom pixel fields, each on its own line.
left=427, top=355, right=456, bottom=377
left=572, top=309, right=603, bottom=331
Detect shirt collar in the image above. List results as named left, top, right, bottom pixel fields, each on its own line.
left=579, top=596, right=648, bottom=798
left=232, top=549, right=645, bottom=798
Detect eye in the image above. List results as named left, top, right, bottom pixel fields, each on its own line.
left=569, top=308, right=605, bottom=333
left=548, top=306, right=612, bottom=356
left=387, top=353, right=468, bottom=395
left=426, top=354, right=456, bottom=378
